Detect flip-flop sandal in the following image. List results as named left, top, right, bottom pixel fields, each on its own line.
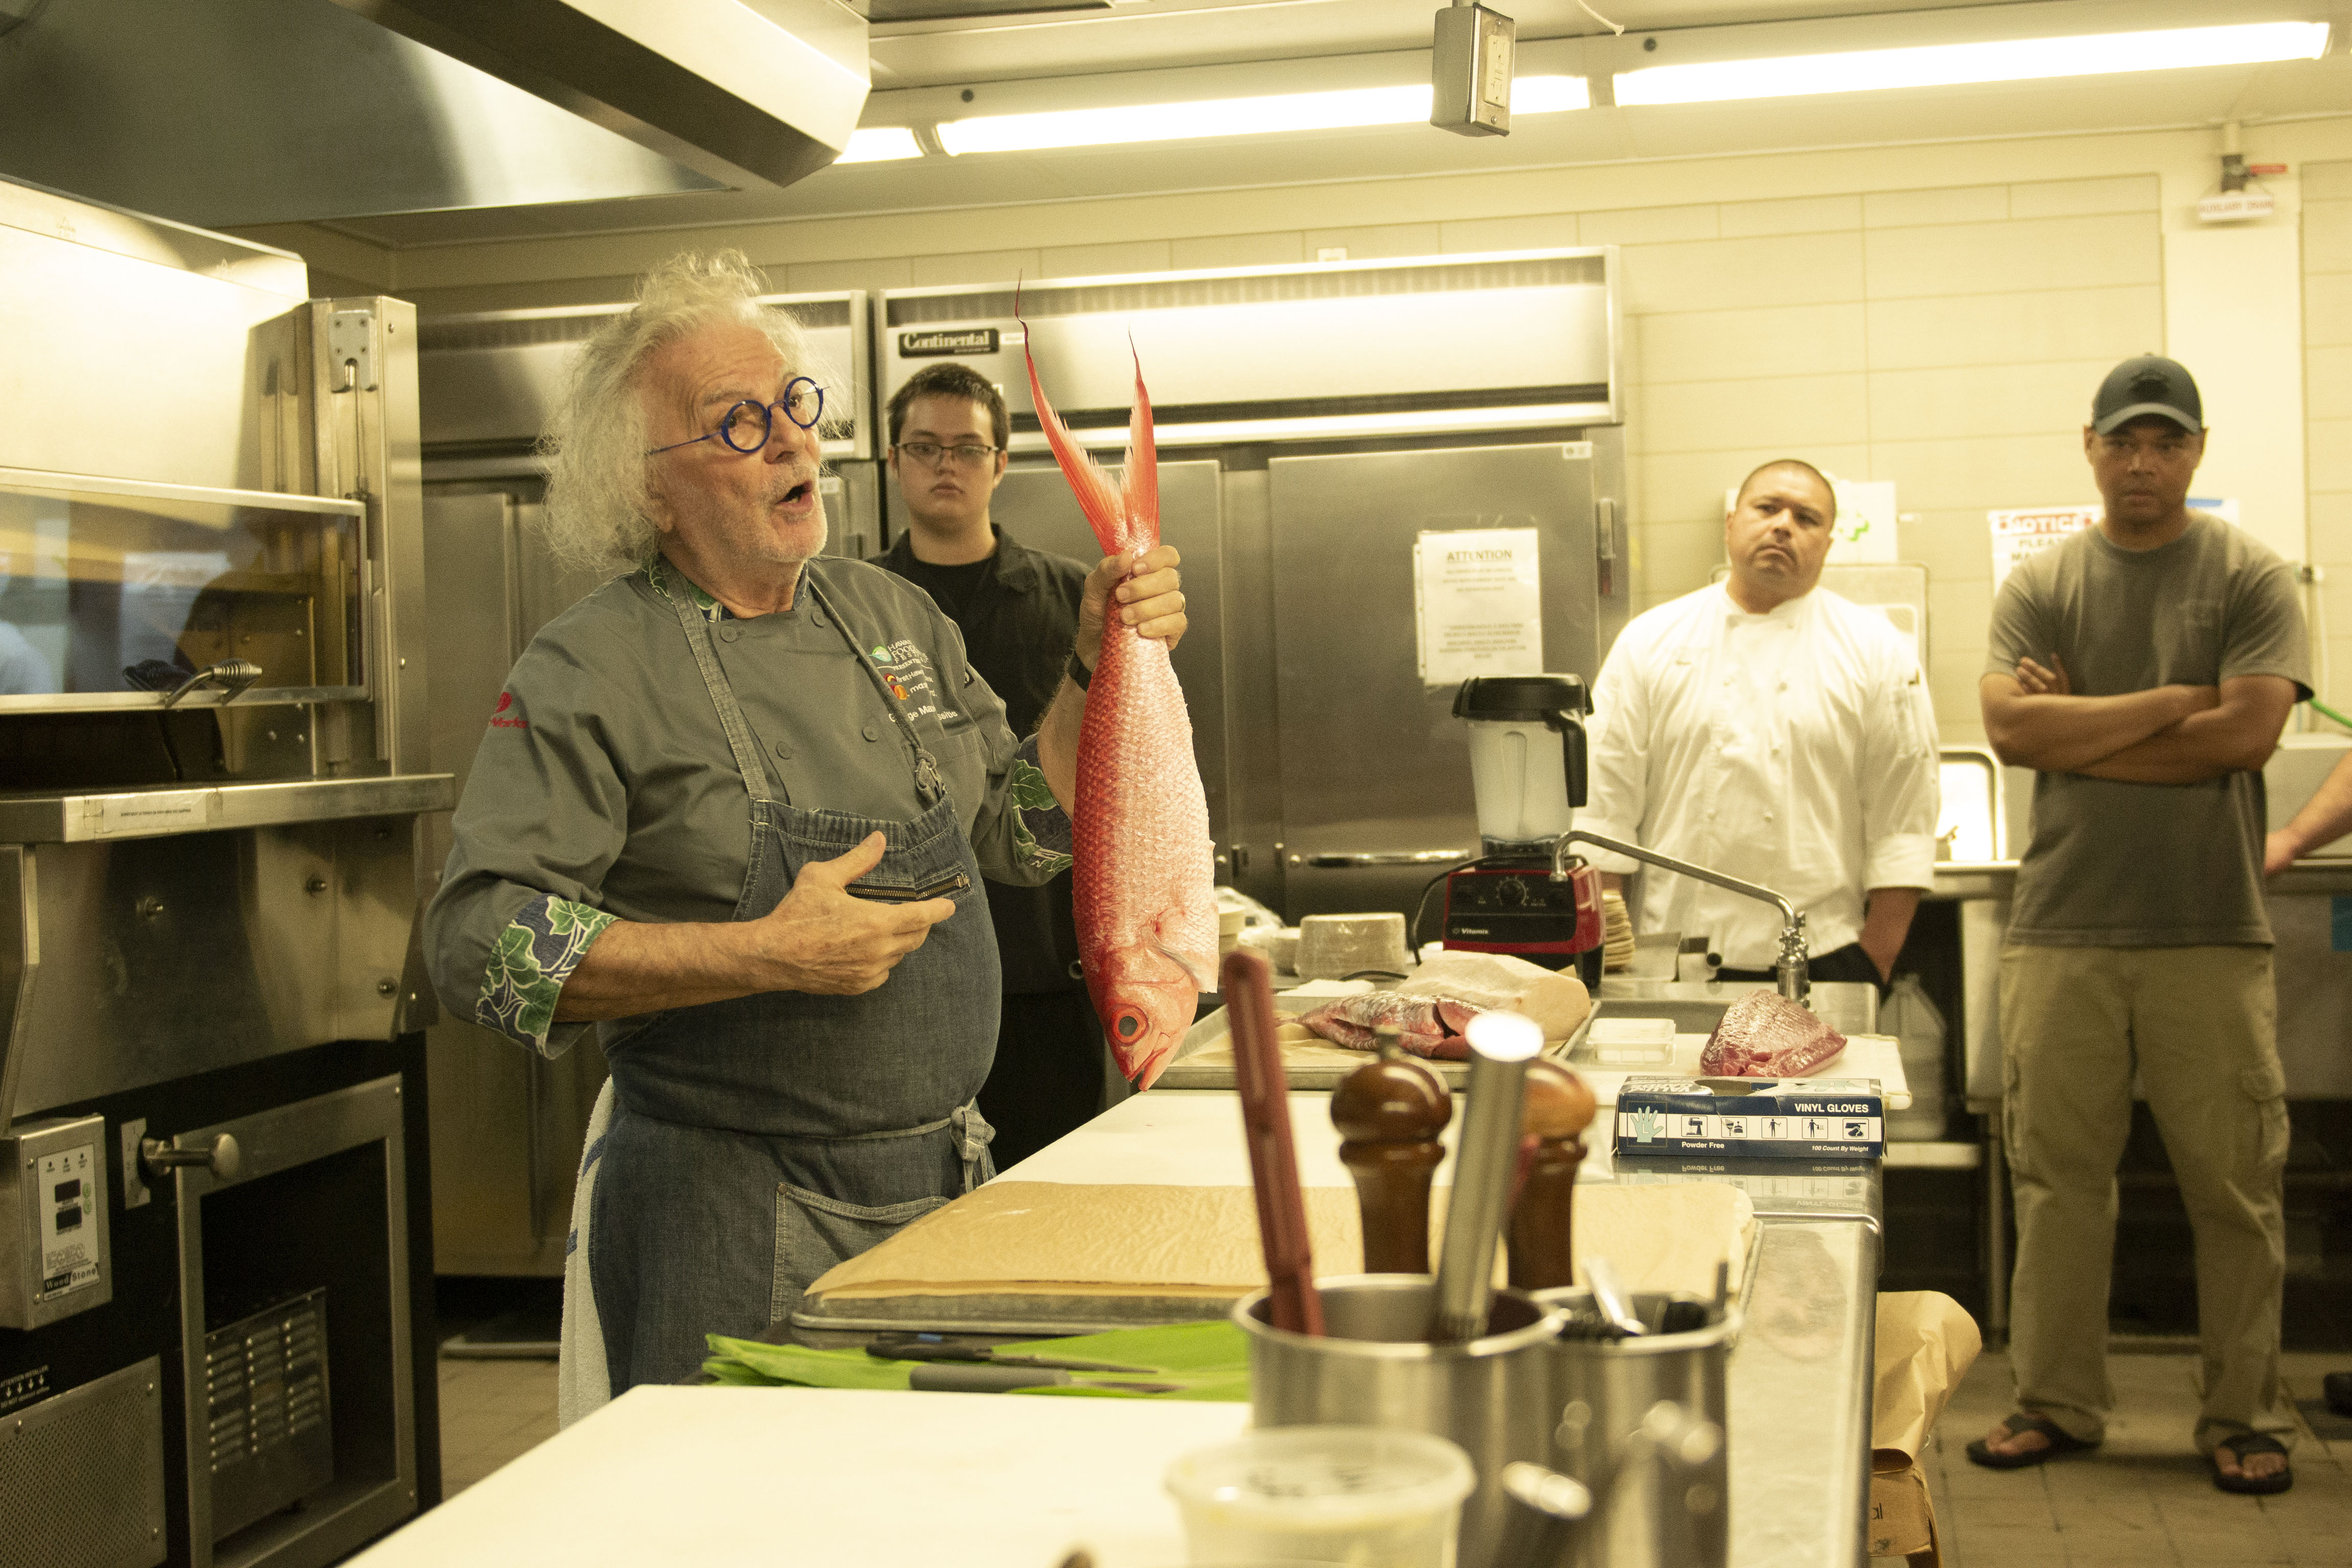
left=1964, top=1413, right=2095, bottom=1470
left=2211, top=1432, right=2292, bottom=1496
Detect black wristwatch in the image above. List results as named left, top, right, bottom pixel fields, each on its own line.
left=1066, top=650, right=1093, bottom=692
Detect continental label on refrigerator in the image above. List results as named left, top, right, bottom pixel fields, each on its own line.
left=899, top=329, right=999, bottom=358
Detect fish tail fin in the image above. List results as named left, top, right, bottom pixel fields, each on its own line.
left=1020, top=292, right=1132, bottom=556
left=1122, top=339, right=1159, bottom=552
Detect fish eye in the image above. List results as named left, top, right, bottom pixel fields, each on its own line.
left=1113, top=1010, right=1145, bottom=1041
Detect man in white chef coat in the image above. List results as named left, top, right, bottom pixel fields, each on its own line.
left=1579, top=459, right=1940, bottom=988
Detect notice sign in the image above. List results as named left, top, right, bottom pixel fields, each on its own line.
left=1414, top=528, right=1542, bottom=686
left=1990, top=498, right=2241, bottom=587
left=1988, top=507, right=2099, bottom=587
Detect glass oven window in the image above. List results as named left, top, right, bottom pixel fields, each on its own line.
left=0, top=473, right=365, bottom=709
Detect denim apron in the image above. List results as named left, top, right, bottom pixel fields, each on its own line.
left=589, top=561, right=1000, bottom=1391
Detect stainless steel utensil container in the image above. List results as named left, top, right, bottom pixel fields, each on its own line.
left=1535, top=1288, right=1737, bottom=1568
left=1235, top=1275, right=1562, bottom=1568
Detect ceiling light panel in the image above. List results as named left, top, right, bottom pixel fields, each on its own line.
left=1614, top=20, right=2331, bottom=107
left=840, top=126, right=924, bottom=161
left=933, top=75, right=1586, bottom=154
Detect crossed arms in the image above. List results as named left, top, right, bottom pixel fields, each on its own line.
left=1979, top=656, right=2294, bottom=784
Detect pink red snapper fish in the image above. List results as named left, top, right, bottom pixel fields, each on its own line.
left=1293, top=993, right=1484, bottom=1060
left=1022, top=339, right=1217, bottom=1089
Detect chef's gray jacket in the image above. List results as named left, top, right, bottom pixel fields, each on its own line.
left=423, top=555, right=1074, bottom=1055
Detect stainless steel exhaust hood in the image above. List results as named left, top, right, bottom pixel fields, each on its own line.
left=0, top=0, right=868, bottom=228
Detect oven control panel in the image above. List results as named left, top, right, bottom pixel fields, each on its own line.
left=0, top=1115, right=113, bottom=1329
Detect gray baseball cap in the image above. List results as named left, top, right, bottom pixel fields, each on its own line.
left=2092, top=354, right=2201, bottom=434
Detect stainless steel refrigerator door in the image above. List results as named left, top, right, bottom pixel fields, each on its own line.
left=887, top=458, right=1230, bottom=844
left=823, top=461, right=881, bottom=560
left=1268, top=442, right=1601, bottom=921
left=419, top=490, right=609, bottom=1276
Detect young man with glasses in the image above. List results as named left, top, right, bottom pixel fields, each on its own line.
left=879, top=362, right=1113, bottom=1167
left=1973, top=355, right=2308, bottom=1492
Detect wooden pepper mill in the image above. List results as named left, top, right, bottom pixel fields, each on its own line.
left=1331, top=1032, right=1452, bottom=1275
left=1507, top=1058, right=1598, bottom=1291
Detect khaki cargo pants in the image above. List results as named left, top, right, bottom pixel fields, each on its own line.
left=1999, top=944, right=2295, bottom=1453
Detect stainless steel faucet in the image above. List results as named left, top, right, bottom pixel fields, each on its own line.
left=1551, top=827, right=1810, bottom=1002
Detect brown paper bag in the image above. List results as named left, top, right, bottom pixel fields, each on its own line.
left=1868, top=1291, right=1982, bottom=1564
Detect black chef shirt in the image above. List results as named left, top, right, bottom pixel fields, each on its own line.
left=880, top=526, right=1088, bottom=994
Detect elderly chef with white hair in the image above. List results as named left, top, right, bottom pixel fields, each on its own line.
left=423, top=251, right=1187, bottom=1394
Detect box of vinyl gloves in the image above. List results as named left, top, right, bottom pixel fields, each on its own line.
left=1613, top=1077, right=1886, bottom=1160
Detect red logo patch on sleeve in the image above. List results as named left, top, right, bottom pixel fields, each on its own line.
left=488, top=691, right=528, bottom=729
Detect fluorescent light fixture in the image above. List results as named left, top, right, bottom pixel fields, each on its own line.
left=935, top=75, right=1587, bottom=155
left=838, top=127, right=922, bottom=163
left=1614, top=20, right=2331, bottom=106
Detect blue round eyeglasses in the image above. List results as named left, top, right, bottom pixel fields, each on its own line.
left=646, top=378, right=824, bottom=456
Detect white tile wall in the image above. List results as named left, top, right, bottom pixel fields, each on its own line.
left=2306, top=161, right=2352, bottom=712
left=1041, top=239, right=1174, bottom=279
left=1614, top=175, right=2165, bottom=742
left=1862, top=286, right=2162, bottom=371
left=364, top=154, right=2352, bottom=747
left=1637, top=303, right=1867, bottom=384
left=1171, top=231, right=1308, bottom=269
left=1861, top=184, right=2010, bottom=228
left=1861, top=212, right=2160, bottom=300
left=2004, top=175, right=2160, bottom=219
left=909, top=248, right=1042, bottom=287
left=1717, top=194, right=1863, bottom=239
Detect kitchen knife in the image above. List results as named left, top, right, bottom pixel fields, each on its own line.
left=866, top=1338, right=1157, bottom=1374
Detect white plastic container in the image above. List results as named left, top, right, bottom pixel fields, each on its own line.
left=1582, top=1015, right=1678, bottom=1067
left=1165, top=1425, right=1476, bottom=1567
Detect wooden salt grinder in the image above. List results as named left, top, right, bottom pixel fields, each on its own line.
left=1331, top=1035, right=1452, bottom=1276
left=1507, top=1059, right=1597, bottom=1291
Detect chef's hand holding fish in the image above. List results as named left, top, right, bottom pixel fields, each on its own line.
left=1031, top=542, right=1188, bottom=814
left=1077, top=544, right=1188, bottom=663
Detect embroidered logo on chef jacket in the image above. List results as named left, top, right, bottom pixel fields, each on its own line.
left=487, top=691, right=528, bottom=729
left=868, top=639, right=942, bottom=717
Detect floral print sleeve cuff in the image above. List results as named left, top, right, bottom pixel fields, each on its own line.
left=476, top=895, right=618, bottom=1055
left=1007, top=733, right=1074, bottom=876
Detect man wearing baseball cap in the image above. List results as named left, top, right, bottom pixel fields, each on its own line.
left=1972, top=355, right=2310, bottom=1492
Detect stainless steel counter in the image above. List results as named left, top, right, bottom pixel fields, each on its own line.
left=0, top=774, right=454, bottom=842
left=994, top=1090, right=1885, bottom=1567
left=1730, top=1219, right=1877, bottom=1568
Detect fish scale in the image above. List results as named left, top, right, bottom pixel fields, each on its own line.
left=1025, top=338, right=1217, bottom=1089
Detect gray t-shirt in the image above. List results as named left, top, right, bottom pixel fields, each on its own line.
left=423, top=555, right=1072, bottom=1052
left=1985, top=512, right=2309, bottom=947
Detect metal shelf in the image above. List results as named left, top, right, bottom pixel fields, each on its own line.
left=1883, top=1141, right=1982, bottom=1170
left=0, top=774, right=455, bottom=842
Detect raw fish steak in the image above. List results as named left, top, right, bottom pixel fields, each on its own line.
left=1023, top=341, right=1217, bottom=1090
left=1698, top=990, right=1848, bottom=1077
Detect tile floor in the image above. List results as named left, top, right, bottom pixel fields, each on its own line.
left=1920, top=1350, right=2352, bottom=1566
left=435, top=1355, right=560, bottom=1499
left=429, top=1346, right=2351, bottom=1561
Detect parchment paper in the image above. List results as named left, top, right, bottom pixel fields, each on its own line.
left=806, top=1180, right=1754, bottom=1302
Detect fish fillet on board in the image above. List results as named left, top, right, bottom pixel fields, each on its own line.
left=1698, top=989, right=1848, bottom=1077
left=1023, top=341, right=1217, bottom=1089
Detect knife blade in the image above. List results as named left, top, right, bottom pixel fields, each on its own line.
left=866, top=1338, right=1158, bottom=1375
